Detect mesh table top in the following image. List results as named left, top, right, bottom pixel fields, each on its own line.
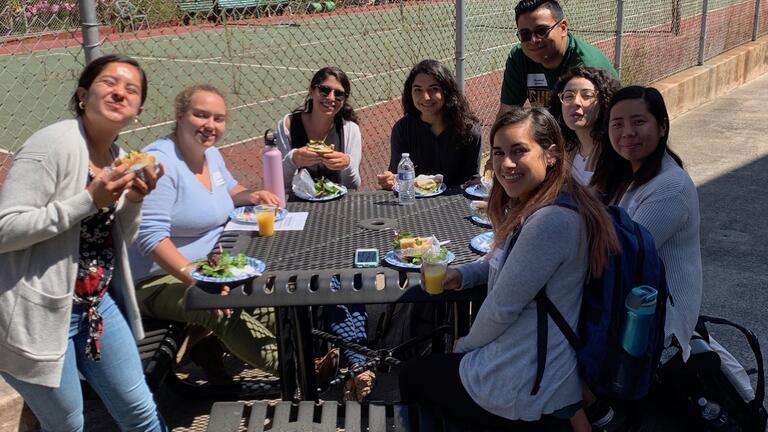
left=185, top=188, right=491, bottom=309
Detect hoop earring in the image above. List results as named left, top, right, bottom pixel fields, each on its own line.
left=78, top=101, right=85, bottom=110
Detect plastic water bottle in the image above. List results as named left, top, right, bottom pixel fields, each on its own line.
left=698, top=398, right=738, bottom=431
left=262, top=129, right=286, bottom=208
left=397, top=153, right=415, bottom=205
left=611, top=285, right=657, bottom=397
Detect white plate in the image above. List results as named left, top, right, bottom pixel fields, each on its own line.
left=383, top=250, right=455, bottom=269
left=295, top=184, right=348, bottom=201
left=230, top=206, right=288, bottom=224
left=469, top=232, right=494, bottom=255
left=464, top=183, right=489, bottom=199
left=394, top=182, right=447, bottom=198
left=470, top=214, right=492, bottom=227
left=191, top=256, right=265, bottom=283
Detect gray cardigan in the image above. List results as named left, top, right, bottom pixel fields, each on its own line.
left=275, top=114, right=362, bottom=189
left=455, top=206, right=587, bottom=421
left=0, top=119, right=144, bottom=387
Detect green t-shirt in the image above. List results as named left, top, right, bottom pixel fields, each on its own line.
left=500, top=33, right=618, bottom=107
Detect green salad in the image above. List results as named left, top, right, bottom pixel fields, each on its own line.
left=313, top=177, right=341, bottom=197
left=393, top=232, right=448, bottom=264
left=193, top=251, right=248, bottom=278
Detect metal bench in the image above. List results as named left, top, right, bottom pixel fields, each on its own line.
left=177, top=0, right=215, bottom=13
left=137, top=319, right=186, bottom=392
left=206, top=400, right=507, bottom=431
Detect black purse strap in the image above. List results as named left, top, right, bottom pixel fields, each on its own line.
left=698, top=315, right=765, bottom=408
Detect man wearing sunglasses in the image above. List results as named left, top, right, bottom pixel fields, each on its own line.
left=498, top=0, right=617, bottom=116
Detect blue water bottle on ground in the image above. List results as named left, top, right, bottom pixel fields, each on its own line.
left=611, top=285, right=657, bottom=397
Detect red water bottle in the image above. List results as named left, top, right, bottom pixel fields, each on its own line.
left=262, top=129, right=286, bottom=208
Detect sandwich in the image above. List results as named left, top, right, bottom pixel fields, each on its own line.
left=114, top=151, right=156, bottom=170
left=470, top=200, right=488, bottom=219
left=393, top=232, right=446, bottom=264
left=306, top=140, right=335, bottom=154
left=413, top=174, right=443, bottom=193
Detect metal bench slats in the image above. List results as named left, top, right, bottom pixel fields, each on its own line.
left=343, top=401, right=361, bottom=432
left=206, top=401, right=245, bottom=432
left=246, top=401, right=268, bottom=432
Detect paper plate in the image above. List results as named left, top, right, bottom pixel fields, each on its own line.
left=230, top=206, right=288, bottom=224
left=470, top=214, right=492, bottom=227
left=295, top=184, right=348, bottom=202
left=191, top=256, right=266, bottom=284
left=464, top=183, right=489, bottom=199
left=383, top=250, right=455, bottom=270
left=394, top=182, right=448, bottom=198
left=469, top=232, right=494, bottom=255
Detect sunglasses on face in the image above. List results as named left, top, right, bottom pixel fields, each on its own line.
left=516, top=18, right=563, bottom=43
left=315, top=84, right=349, bottom=101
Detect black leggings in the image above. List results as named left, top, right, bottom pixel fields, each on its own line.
left=399, top=353, right=572, bottom=431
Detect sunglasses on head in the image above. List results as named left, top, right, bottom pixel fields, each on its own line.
left=516, top=18, right=563, bottom=43
left=315, top=84, right=349, bottom=101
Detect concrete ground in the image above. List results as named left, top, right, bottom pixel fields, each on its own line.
left=5, top=73, right=768, bottom=431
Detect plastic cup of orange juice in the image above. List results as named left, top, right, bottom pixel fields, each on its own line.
left=421, top=249, right=447, bottom=295
left=255, top=204, right=277, bottom=237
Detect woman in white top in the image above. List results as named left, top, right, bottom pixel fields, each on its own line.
left=592, top=85, right=702, bottom=361
left=548, top=66, right=620, bottom=185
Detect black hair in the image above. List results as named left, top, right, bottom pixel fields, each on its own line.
left=548, top=66, right=621, bottom=154
left=514, top=0, right=564, bottom=23
left=295, top=66, right=358, bottom=124
left=401, top=59, right=479, bottom=145
left=591, top=85, right=684, bottom=201
left=69, top=54, right=148, bottom=116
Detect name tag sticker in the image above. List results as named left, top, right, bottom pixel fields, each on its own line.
left=527, top=73, right=548, bottom=87
left=212, top=171, right=226, bottom=187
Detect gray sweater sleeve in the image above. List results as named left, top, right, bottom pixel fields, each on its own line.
left=454, top=207, right=580, bottom=353
left=338, top=121, right=362, bottom=189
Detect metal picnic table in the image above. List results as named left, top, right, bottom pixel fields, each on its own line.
left=184, top=187, right=492, bottom=401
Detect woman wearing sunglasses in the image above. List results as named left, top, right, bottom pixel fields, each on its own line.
left=377, top=59, right=481, bottom=190
left=548, top=66, right=620, bottom=185
left=275, top=66, right=361, bottom=189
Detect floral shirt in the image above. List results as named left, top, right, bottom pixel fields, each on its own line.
left=73, top=173, right=116, bottom=360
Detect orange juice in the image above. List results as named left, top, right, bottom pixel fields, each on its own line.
left=256, top=207, right=276, bottom=236
left=423, top=262, right=446, bottom=295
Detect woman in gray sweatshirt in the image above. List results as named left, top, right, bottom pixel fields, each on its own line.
left=0, top=55, right=166, bottom=431
left=399, top=107, right=619, bottom=429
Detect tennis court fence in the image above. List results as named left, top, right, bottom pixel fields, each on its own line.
left=1, top=0, right=766, bottom=189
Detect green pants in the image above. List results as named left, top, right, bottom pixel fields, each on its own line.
left=136, top=274, right=279, bottom=374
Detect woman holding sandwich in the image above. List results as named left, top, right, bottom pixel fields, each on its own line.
left=377, top=59, right=481, bottom=190
left=275, top=66, right=362, bottom=190
left=399, top=107, right=619, bottom=429
left=0, top=55, right=167, bottom=431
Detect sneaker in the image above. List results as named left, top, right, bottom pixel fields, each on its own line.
left=586, top=399, right=627, bottom=432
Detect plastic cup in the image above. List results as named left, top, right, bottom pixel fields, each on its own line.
left=421, top=251, right=447, bottom=295
left=255, top=204, right=277, bottom=237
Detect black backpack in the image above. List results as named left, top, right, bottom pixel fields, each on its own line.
left=652, top=315, right=767, bottom=431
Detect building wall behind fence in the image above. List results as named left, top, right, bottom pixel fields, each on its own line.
left=1, top=0, right=766, bottom=190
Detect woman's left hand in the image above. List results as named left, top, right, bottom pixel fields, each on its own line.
left=126, top=163, right=164, bottom=203
left=320, top=151, right=350, bottom=171
left=250, top=190, right=281, bottom=206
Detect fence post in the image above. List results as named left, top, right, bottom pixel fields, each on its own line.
left=79, top=0, right=102, bottom=63
left=614, top=0, right=624, bottom=79
left=455, top=0, right=465, bottom=93
left=753, top=0, right=762, bottom=41
left=698, top=0, right=709, bottom=65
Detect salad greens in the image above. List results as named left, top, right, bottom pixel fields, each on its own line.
left=313, top=177, right=341, bottom=197
left=193, top=251, right=248, bottom=278
left=392, top=232, right=448, bottom=264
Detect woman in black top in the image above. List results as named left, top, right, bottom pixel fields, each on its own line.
left=377, top=59, right=482, bottom=189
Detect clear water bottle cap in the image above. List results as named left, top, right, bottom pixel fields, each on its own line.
left=402, top=153, right=409, bottom=158
left=264, top=129, right=276, bottom=146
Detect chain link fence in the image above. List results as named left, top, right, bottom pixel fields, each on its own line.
left=1, top=0, right=765, bottom=190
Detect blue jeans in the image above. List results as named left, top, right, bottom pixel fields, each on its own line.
left=2, top=293, right=166, bottom=432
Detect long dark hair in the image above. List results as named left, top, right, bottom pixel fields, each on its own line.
left=591, top=86, right=683, bottom=201
left=295, top=66, right=358, bottom=124
left=69, top=54, right=148, bottom=116
left=548, top=66, right=620, bottom=155
left=401, top=59, right=479, bottom=145
left=488, top=107, right=619, bottom=277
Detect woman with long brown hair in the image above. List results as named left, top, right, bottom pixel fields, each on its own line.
left=399, top=107, right=619, bottom=429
